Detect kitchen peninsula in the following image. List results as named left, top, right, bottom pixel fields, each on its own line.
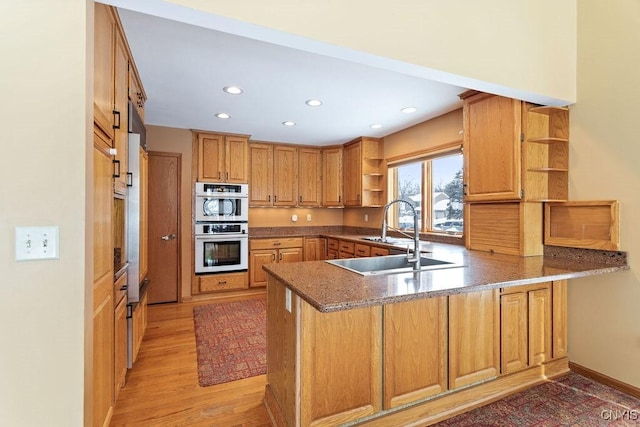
left=262, top=241, right=628, bottom=426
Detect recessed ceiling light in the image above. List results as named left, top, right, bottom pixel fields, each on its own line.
left=282, top=121, right=296, bottom=127
left=370, top=124, right=382, bottom=129
left=215, top=113, right=231, bottom=119
left=223, top=86, right=243, bottom=95
left=305, top=99, right=323, bottom=107
left=401, top=107, right=417, bottom=113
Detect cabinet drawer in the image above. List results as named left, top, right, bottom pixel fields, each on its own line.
left=327, top=238, right=339, bottom=251
left=371, top=246, right=390, bottom=257
left=354, top=243, right=371, bottom=257
left=114, top=272, right=127, bottom=305
left=338, top=240, right=355, bottom=254
left=199, top=272, right=248, bottom=293
left=250, top=237, right=304, bottom=250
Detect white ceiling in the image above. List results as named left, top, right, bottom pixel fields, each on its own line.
left=116, top=6, right=466, bottom=146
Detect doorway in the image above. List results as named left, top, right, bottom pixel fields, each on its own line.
left=147, top=151, right=181, bottom=304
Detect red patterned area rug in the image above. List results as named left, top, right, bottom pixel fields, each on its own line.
left=435, top=372, right=640, bottom=426
left=193, top=299, right=266, bottom=387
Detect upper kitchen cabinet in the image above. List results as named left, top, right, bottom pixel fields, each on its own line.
left=461, top=91, right=569, bottom=203
left=298, top=147, right=322, bottom=207
left=128, top=64, right=146, bottom=122
left=343, top=137, right=385, bottom=207
left=249, top=143, right=298, bottom=207
left=321, top=146, right=343, bottom=207
left=197, top=133, right=249, bottom=183
left=94, top=4, right=115, bottom=138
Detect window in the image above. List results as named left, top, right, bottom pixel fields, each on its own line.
left=387, top=142, right=463, bottom=235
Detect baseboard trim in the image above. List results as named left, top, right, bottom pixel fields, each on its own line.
left=569, top=362, right=640, bottom=399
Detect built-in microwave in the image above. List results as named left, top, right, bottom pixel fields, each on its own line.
left=195, top=182, right=248, bottom=222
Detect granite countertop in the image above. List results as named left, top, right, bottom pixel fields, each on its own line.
left=263, top=240, right=629, bottom=313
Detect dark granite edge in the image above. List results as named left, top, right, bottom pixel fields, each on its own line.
left=543, top=245, right=627, bottom=266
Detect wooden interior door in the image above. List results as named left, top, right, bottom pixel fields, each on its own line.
left=148, top=151, right=181, bottom=304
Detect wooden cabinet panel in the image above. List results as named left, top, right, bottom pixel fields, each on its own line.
left=249, top=238, right=303, bottom=287
left=200, top=271, right=248, bottom=292
left=383, top=297, right=447, bottom=409
left=300, top=301, right=381, bottom=426
left=198, top=134, right=224, bottom=181
left=113, top=29, right=129, bottom=195
left=449, top=289, right=499, bottom=389
left=226, top=136, right=249, bottom=183
left=552, top=280, right=568, bottom=358
left=463, top=92, right=522, bottom=201
left=114, top=294, right=127, bottom=400
left=248, top=143, right=273, bottom=206
left=322, top=146, right=343, bottom=207
left=338, top=240, right=355, bottom=258
left=93, top=3, right=115, bottom=136
left=343, top=141, right=362, bottom=206
left=139, top=149, right=149, bottom=282
left=355, top=243, right=371, bottom=257
left=529, top=287, right=552, bottom=365
left=304, top=237, right=326, bottom=261
left=371, top=246, right=390, bottom=257
left=198, top=133, right=248, bottom=183
left=500, top=292, right=528, bottom=374
left=298, top=147, right=321, bottom=206
left=273, top=145, right=298, bottom=207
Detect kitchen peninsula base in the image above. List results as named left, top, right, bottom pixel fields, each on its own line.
left=263, top=275, right=570, bottom=427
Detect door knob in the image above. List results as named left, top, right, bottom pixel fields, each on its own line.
left=161, top=234, right=176, bottom=241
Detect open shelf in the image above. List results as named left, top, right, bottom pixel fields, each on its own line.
left=528, top=106, right=569, bottom=115
left=528, top=137, right=569, bottom=144
left=527, top=167, right=569, bottom=172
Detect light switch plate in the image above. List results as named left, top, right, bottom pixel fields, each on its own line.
left=15, top=226, right=59, bottom=261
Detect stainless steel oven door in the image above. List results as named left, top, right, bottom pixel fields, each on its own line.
left=194, top=234, right=248, bottom=273
left=195, top=195, right=248, bottom=222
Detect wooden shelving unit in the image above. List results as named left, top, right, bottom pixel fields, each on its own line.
left=523, top=105, right=569, bottom=202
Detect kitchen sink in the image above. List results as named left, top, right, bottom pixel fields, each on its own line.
left=326, top=254, right=464, bottom=276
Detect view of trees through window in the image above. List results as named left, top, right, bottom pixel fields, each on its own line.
left=393, top=153, right=463, bottom=234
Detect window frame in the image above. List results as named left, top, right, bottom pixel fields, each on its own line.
left=386, top=140, right=463, bottom=234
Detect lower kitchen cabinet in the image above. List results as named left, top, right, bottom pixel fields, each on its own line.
left=131, top=290, right=148, bottom=366
left=327, top=238, right=339, bottom=259
left=198, top=271, right=248, bottom=293
left=501, top=283, right=553, bottom=374
left=114, top=293, right=127, bottom=399
left=304, top=237, right=326, bottom=261
left=448, top=289, right=500, bottom=389
left=250, top=238, right=303, bottom=287
left=383, top=297, right=447, bottom=409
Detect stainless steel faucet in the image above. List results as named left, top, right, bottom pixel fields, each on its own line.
left=381, top=199, right=421, bottom=267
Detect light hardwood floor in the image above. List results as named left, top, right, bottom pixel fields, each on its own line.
left=110, top=295, right=272, bottom=426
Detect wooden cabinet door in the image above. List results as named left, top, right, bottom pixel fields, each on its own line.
left=198, top=134, right=224, bottom=181
left=463, top=93, right=522, bottom=201
left=500, top=292, right=528, bottom=374
left=298, top=147, right=321, bottom=206
left=383, top=297, right=447, bottom=409
left=300, top=302, right=381, bottom=426
left=225, top=136, right=248, bottom=183
left=250, top=249, right=276, bottom=287
left=552, top=280, right=568, bottom=358
left=114, top=295, right=127, bottom=399
left=248, top=143, right=273, bottom=206
left=322, top=147, right=343, bottom=206
left=279, top=247, right=303, bottom=263
left=93, top=3, right=115, bottom=136
left=528, top=287, right=552, bottom=365
left=273, top=145, right=298, bottom=207
left=449, top=289, right=499, bottom=389
left=343, top=141, right=362, bottom=206
left=304, top=237, right=326, bottom=261
left=113, top=29, right=129, bottom=194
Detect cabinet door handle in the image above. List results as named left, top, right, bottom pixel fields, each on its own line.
left=299, top=195, right=302, bottom=203
left=112, top=160, right=120, bottom=178
left=112, top=110, right=121, bottom=129
left=273, top=242, right=281, bottom=246
left=268, top=195, right=271, bottom=202
left=339, top=195, right=341, bottom=203
left=218, top=172, right=221, bottom=179
left=226, top=172, right=229, bottom=180
left=279, top=253, right=282, bottom=261
left=126, top=172, right=133, bottom=187
left=274, top=195, right=277, bottom=203
left=217, top=280, right=227, bottom=285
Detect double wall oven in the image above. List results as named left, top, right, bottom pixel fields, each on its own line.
left=195, top=182, right=248, bottom=274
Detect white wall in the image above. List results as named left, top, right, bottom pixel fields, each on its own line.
left=567, top=0, right=640, bottom=388
left=0, top=0, right=90, bottom=425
